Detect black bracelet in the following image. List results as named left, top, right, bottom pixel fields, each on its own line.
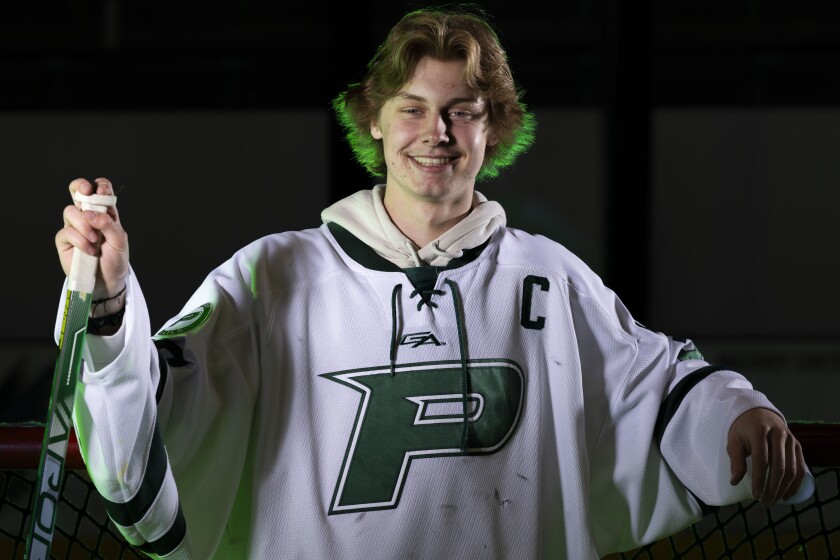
left=92, top=284, right=126, bottom=304
left=90, top=284, right=126, bottom=317
left=87, top=306, right=126, bottom=334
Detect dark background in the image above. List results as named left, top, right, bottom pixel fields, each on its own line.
left=1, top=1, right=839, bottom=424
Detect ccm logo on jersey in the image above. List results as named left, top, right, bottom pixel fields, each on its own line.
left=399, top=331, right=445, bottom=348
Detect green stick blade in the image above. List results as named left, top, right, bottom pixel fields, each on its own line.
left=25, top=288, right=91, bottom=560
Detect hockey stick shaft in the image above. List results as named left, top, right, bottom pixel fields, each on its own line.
left=25, top=194, right=114, bottom=560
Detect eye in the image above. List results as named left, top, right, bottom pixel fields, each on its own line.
left=402, top=107, right=424, bottom=116
left=449, top=110, right=474, bottom=121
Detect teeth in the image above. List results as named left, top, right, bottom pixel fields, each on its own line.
left=413, top=156, right=451, bottom=166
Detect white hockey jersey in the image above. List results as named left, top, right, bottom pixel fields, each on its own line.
left=65, top=208, right=792, bottom=559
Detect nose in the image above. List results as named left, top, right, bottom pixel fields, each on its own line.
left=422, top=113, right=450, bottom=145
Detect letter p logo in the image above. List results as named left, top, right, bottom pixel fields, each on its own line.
left=320, top=359, right=524, bottom=514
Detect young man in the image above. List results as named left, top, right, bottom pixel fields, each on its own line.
left=55, top=6, right=811, bottom=559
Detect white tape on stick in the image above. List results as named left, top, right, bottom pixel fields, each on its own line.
left=73, top=192, right=117, bottom=213
left=68, top=192, right=117, bottom=291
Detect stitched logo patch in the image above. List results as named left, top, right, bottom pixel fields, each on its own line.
left=155, top=303, right=213, bottom=338
left=320, top=359, right=525, bottom=514
left=399, top=331, right=446, bottom=348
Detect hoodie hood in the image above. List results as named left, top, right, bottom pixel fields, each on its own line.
left=321, top=185, right=506, bottom=268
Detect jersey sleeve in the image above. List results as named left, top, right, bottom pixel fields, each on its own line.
left=69, top=254, right=262, bottom=559
left=656, top=360, right=814, bottom=507
left=564, top=271, right=801, bottom=556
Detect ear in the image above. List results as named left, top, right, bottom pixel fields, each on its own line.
left=371, top=120, right=383, bottom=140
left=487, top=131, right=499, bottom=147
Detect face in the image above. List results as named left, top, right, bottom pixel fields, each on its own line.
left=371, top=57, right=497, bottom=207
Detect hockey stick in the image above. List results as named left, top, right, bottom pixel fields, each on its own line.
left=24, top=192, right=117, bottom=560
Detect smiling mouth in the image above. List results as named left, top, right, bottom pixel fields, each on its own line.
left=411, top=156, right=456, bottom=167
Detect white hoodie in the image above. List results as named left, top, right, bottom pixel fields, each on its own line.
left=321, top=184, right=506, bottom=268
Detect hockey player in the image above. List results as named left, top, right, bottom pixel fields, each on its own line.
left=55, top=5, right=812, bottom=559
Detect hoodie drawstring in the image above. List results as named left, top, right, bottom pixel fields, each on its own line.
left=444, top=279, right=471, bottom=452
left=390, top=284, right=402, bottom=376
left=432, top=241, right=464, bottom=260
left=389, top=278, right=471, bottom=452
left=405, top=241, right=423, bottom=267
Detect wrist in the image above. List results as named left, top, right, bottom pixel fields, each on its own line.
left=87, top=306, right=126, bottom=336
left=89, top=284, right=126, bottom=318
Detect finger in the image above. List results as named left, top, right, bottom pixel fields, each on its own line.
left=56, top=224, right=98, bottom=257
left=67, top=180, right=121, bottom=232
left=783, top=439, right=806, bottom=502
left=68, top=178, right=95, bottom=200
left=62, top=204, right=103, bottom=246
left=775, top=432, right=798, bottom=502
left=83, top=203, right=129, bottom=257
left=89, top=177, right=121, bottom=222
left=727, top=436, right=748, bottom=485
left=762, top=430, right=786, bottom=506
left=98, top=216, right=128, bottom=255
left=91, top=177, right=114, bottom=196
left=751, top=435, right=769, bottom=503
